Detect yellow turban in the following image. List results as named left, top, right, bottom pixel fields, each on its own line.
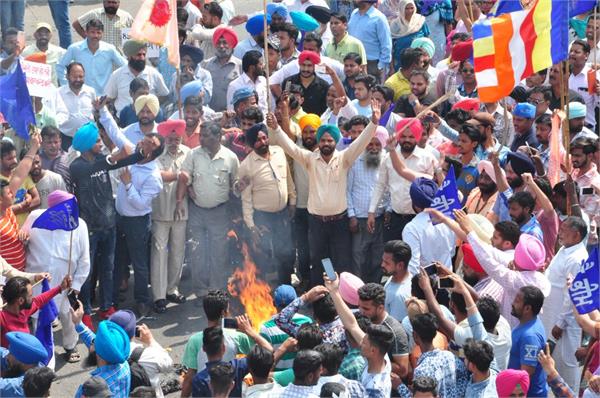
left=298, top=114, right=321, bottom=132
left=134, top=94, right=160, bottom=116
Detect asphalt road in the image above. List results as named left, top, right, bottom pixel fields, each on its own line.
left=21, top=1, right=262, bottom=396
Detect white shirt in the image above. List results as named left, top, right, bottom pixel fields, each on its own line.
left=226, top=72, right=270, bottom=114
left=283, top=0, right=329, bottom=12
left=130, top=340, right=173, bottom=398
left=486, top=316, right=512, bottom=371
left=104, top=64, right=169, bottom=113
left=35, top=170, right=67, bottom=209
left=569, top=65, right=599, bottom=129
left=369, top=146, right=437, bottom=215
left=58, top=84, right=96, bottom=137
left=402, top=212, right=456, bottom=276
left=270, top=55, right=345, bottom=86
left=320, top=99, right=358, bottom=125
left=242, top=381, right=284, bottom=398
left=361, top=354, right=392, bottom=398
left=184, top=1, right=202, bottom=30
left=23, top=210, right=90, bottom=313
left=40, top=85, right=69, bottom=128
left=216, top=0, right=235, bottom=25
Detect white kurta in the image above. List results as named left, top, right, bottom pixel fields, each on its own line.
left=541, top=241, right=589, bottom=393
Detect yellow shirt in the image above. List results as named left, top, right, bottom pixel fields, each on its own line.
left=0, top=175, right=36, bottom=226
left=384, top=71, right=411, bottom=102
left=270, top=122, right=377, bottom=216
left=239, top=146, right=296, bottom=228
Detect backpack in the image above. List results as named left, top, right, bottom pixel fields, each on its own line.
left=128, top=347, right=152, bottom=391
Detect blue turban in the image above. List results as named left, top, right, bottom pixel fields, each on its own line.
left=513, top=103, right=536, bottom=119
left=290, top=11, right=319, bottom=31
left=109, top=310, right=137, bottom=339
left=507, top=151, right=536, bottom=175
left=316, top=124, right=342, bottom=143
left=568, top=101, right=586, bottom=119
left=409, top=177, right=439, bottom=209
left=245, top=123, right=267, bottom=147
left=232, top=87, right=256, bottom=107
left=73, top=122, right=99, bottom=152
left=267, top=3, right=288, bottom=19
left=246, top=14, right=271, bottom=36
left=6, top=332, right=48, bottom=365
left=95, top=320, right=130, bottom=364
left=179, top=44, right=204, bottom=65
left=180, top=80, right=205, bottom=104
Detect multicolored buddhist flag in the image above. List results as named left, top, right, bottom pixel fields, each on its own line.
left=129, top=0, right=179, bottom=67
left=473, top=0, right=568, bottom=102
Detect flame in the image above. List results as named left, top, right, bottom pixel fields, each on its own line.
left=227, top=234, right=276, bottom=331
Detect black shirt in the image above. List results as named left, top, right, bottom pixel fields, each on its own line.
left=282, top=73, right=330, bottom=115
left=395, top=91, right=437, bottom=117
left=549, top=89, right=583, bottom=111
left=510, top=128, right=539, bottom=152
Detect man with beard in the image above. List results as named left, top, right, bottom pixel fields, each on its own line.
left=568, top=39, right=597, bottom=130
left=570, top=137, right=599, bottom=249
left=282, top=51, right=331, bottom=116
left=97, top=96, right=165, bottom=317
left=369, top=119, right=437, bottom=242
left=273, top=23, right=300, bottom=65
left=342, top=52, right=363, bottom=101
left=239, top=123, right=296, bottom=285
left=508, top=191, right=543, bottom=242
left=201, top=27, right=241, bottom=112
left=547, top=64, right=584, bottom=111
left=57, top=19, right=126, bottom=95
left=38, top=126, right=72, bottom=190
left=29, top=153, right=66, bottom=209
left=465, top=160, right=498, bottom=217
left=381, top=240, right=412, bottom=322
left=227, top=50, right=270, bottom=115
left=233, top=13, right=270, bottom=59
left=510, top=103, right=538, bottom=152
left=508, top=286, right=548, bottom=398
left=0, top=332, right=49, bottom=397
left=0, top=275, right=72, bottom=347
left=350, top=75, right=376, bottom=117
left=73, top=0, right=133, bottom=51
left=325, top=13, right=367, bottom=67
left=104, top=40, right=169, bottom=116
left=395, top=70, right=437, bottom=117
left=21, top=23, right=66, bottom=86
left=267, top=100, right=379, bottom=286
left=58, top=62, right=96, bottom=149
left=347, top=126, right=389, bottom=282
left=191, top=2, right=224, bottom=60
left=568, top=102, right=596, bottom=141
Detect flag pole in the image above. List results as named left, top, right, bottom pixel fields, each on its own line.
left=176, top=68, right=183, bottom=119
left=67, top=230, right=73, bottom=276
left=560, top=60, right=572, bottom=215
left=263, top=0, right=271, bottom=112
left=501, top=98, right=510, bottom=147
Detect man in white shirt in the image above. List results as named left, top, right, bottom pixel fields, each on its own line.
left=21, top=22, right=66, bottom=86
left=178, top=0, right=202, bottom=30
left=58, top=62, right=96, bottom=148
left=568, top=39, right=598, bottom=130
left=540, top=217, right=589, bottom=395
left=109, top=310, right=173, bottom=397
left=104, top=40, right=169, bottom=115
left=227, top=50, right=270, bottom=115
left=23, top=190, right=90, bottom=364
left=191, top=2, right=224, bottom=60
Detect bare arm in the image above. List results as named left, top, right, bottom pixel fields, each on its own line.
left=236, top=315, right=273, bottom=352
left=419, top=268, right=457, bottom=338
left=323, top=274, right=365, bottom=343
left=523, top=172, right=553, bottom=214
left=423, top=208, right=468, bottom=242
left=9, top=132, right=41, bottom=194
left=72, top=20, right=86, bottom=38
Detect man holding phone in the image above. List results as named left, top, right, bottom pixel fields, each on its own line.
left=281, top=51, right=331, bottom=115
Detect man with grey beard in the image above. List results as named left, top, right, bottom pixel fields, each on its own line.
left=346, top=125, right=390, bottom=283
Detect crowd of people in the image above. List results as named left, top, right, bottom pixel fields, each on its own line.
left=0, top=0, right=599, bottom=397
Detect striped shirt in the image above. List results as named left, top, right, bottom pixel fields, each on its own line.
left=259, top=314, right=312, bottom=370
left=0, top=208, right=25, bottom=270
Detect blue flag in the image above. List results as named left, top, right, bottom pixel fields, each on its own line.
left=569, top=247, right=599, bottom=315
left=489, top=0, right=524, bottom=16
left=32, top=197, right=79, bottom=231
left=379, top=103, right=396, bottom=128
left=429, top=164, right=461, bottom=223
left=0, top=61, right=35, bottom=140
left=569, top=0, right=597, bottom=16
left=35, top=279, right=58, bottom=365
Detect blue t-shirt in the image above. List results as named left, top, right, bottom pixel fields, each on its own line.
left=192, top=358, right=248, bottom=397
left=0, top=347, right=25, bottom=397
left=508, top=317, right=547, bottom=398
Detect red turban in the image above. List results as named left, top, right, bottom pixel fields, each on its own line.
left=157, top=120, right=186, bottom=138
left=452, top=98, right=481, bottom=113
left=461, top=243, right=484, bottom=274
left=298, top=50, right=321, bottom=66
left=213, top=26, right=238, bottom=49
left=395, top=118, right=423, bottom=142
left=451, top=39, right=473, bottom=62
left=496, top=370, right=530, bottom=397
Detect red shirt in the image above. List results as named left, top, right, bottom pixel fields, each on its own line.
left=0, top=208, right=26, bottom=270
left=0, top=285, right=61, bottom=348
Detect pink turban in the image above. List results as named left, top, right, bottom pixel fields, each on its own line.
left=213, top=26, right=238, bottom=48
left=476, top=160, right=504, bottom=185
left=514, top=234, right=546, bottom=271
left=339, top=272, right=364, bottom=306
left=48, top=190, right=74, bottom=208
left=496, top=369, right=530, bottom=397
left=374, top=126, right=389, bottom=148
left=395, top=118, right=423, bottom=142
left=298, top=50, right=320, bottom=66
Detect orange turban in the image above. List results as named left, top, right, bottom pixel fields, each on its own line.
left=298, top=114, right=321, bottom=131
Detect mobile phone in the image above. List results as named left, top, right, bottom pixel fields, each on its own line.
left=438, top=277, right=454, bottom=289
left=315, top=64, right=326, bottom=74
left=68, top=290, right=80, bottom=310
left=135, top=326, right=141, bottom=338
left=581, top=187, right=594, bottom=195
left=423, top=263, right=437, bottom=276
left=222, top=317, right=238, bottom=329
left=321, top=258, right=336, bottom=281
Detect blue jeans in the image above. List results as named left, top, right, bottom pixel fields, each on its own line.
left=48, top=0, right=71, bottom=49
left=81, top=228, right=116, bottom=314
left=117, top=214, right=152, bottom=305
left=0, top=0, right=25, bottom=35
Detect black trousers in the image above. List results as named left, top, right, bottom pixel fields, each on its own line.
left=293, top=208, right=311, bottom=283
left=308, top=213, right=353, bottom=287
left=383, top=212, right=415, bottom=243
